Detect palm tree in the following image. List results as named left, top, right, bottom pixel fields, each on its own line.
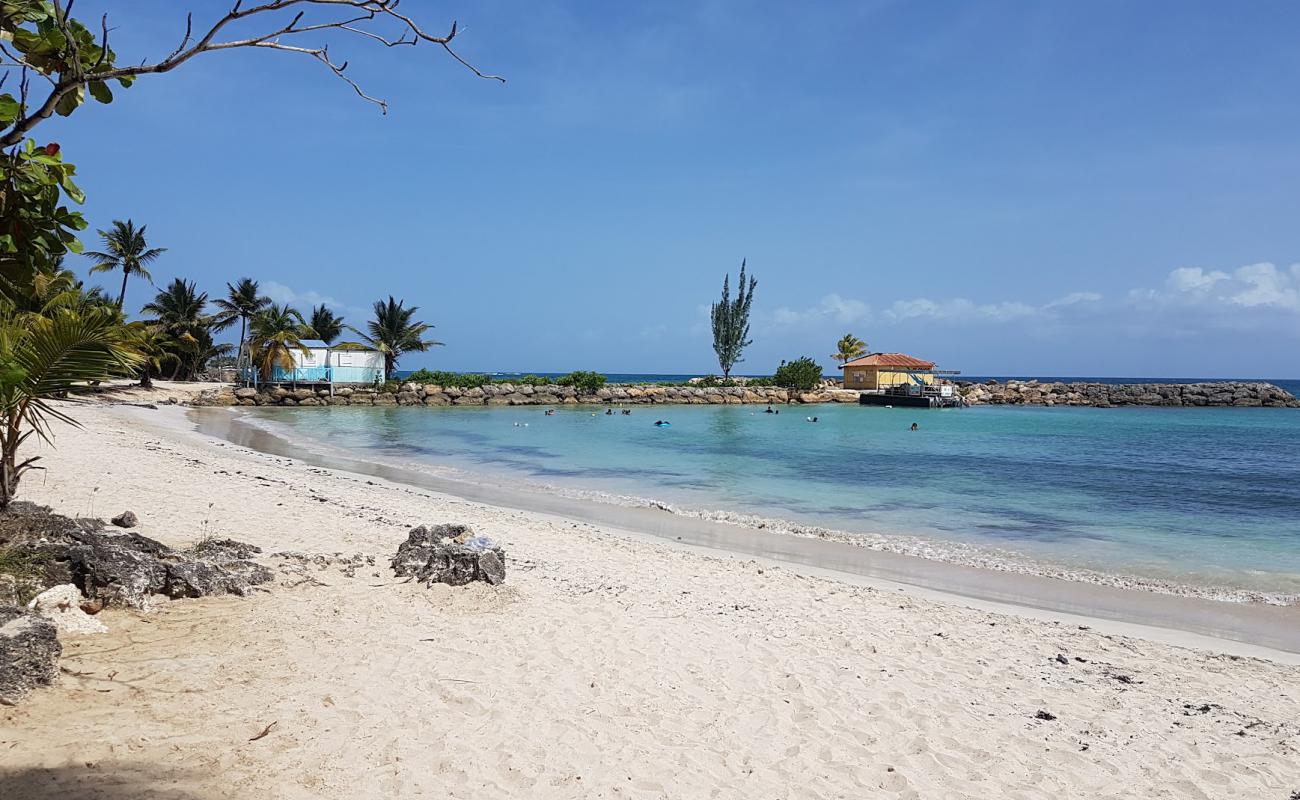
left=123, top=322, right=176, bottom=389
left=307, top=305, right=344, bottom=344
left=349, top=296, right=443, bottom=380
left=306, top=304, right=345, bottom=382
left=213, top=278, right=270, bottom=375
left=141, top=279, right=227, bottom=380
left=249, top=303, right=308, bottom=381
left=0, top=306, right=140, bottom=506
left=832, top=333, right=868, bottom=367
left=84, top=220, right=167, bottom=309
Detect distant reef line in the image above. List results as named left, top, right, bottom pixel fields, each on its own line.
left=188, top=380, right=1300, bottom=408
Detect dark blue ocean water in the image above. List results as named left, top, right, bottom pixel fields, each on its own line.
left=256, top=401, right=1300, bottom=598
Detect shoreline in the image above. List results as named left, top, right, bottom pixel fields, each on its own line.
left=5, top=398, right=1299, bottom=797
left=196, top=407, right=1300, bottom=658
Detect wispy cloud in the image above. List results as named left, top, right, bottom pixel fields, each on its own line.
left=771, top=293, right=872, bottom=327
left=885, top=292, right=1100, bottom=323
left=261, top=281, right=369, bottom=321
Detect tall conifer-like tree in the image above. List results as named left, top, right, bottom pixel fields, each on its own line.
left=710, top=260, right=757, bottom=379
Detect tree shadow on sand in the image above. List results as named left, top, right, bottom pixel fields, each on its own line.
left=1, top=762, right=214, bottom=800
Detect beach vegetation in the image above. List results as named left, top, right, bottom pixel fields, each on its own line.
left=122, top=323, right=176, bottom=389
left=214, top=279, right=271, bottom=374
left=249, top=304, right=309, bottom=382
left=832, top=333, right=868, bottom=366
left=349, top=297, right=443, bottom=380
left=306, top=306, right=346, bottom=346
left=556, top=371, right=607, bottom=394
left=0, top=546, right=49, bottom=604
left=84, top=220, right=166, bottom=309
left=773, top=357, right=824, bottom=392
left=141, top=279, right=232, bottom=381
left=710, top=260, right=757, bottom=379
left=0, top=304, right=140, bottom=508
left=405, top=370, right=491, bottom=388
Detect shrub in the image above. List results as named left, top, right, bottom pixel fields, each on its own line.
left=773, top=357, right=824, bottom=392
left=555, top=370, right=607, bottom=394
left=516, top=374, right=553, bottom=386
left=405, top=369, right=491, bottom=388
left=746, top=376, right=776, bottom=387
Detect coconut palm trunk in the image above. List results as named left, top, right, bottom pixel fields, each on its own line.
left=117, top=270, right=130, bottom=308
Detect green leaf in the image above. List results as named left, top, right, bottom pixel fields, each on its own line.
left=88, top=80, right=112, bottom=104
left=53, top=86, right=83, bottom=117
left=59, top=175, right=84, bottom=204
left=117, top=75, right=135, bottom=89
left=0, top=94, right=20, bottom=123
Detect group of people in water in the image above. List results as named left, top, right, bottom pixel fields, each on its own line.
left=529, top=406, right=920, bottom=431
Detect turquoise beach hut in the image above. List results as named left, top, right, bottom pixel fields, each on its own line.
left=244, top=339, right=385, bottom=389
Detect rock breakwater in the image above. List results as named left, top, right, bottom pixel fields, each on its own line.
left=189, top=380, right=1300, bottom=409
left=961, top=380, right=1299, bottom=408
left=191, top=383, right=864, bottom=407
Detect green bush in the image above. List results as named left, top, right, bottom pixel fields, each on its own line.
left=516, top=374, right=553, bottom=386
left=405, top=369, right=491, bottom=388
left=555, top=370, right=607, bottom=394
left=772, top=357, right=824, bottom=392
left=745, top=376, right=776, bottom=387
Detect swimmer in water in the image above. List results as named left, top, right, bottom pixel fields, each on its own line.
left=910, top=422, right=918, bottom=431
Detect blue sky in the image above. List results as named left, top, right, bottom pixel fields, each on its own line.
left=50, top=1, right=1300, bottom=377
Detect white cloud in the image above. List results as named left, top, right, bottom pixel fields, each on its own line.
left=1166, top=267, right=1229, bottom=293
left=1227, top=263, right=1300, bottom=310
left=1132, top=262, right=1300, bottom=313
left=771, top=293, right=872, bottom=327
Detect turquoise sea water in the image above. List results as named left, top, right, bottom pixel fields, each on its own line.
left=250, top=403, right=1300, bottom=598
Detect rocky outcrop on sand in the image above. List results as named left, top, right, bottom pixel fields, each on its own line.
left=0, top=606, right=60, bottom=705
left=960, top=380, right=1300, bottom=408
left=391, top=524, right=506, bottom=586
left=0, top=503, right=273, bottom=610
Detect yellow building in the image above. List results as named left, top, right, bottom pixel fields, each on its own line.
left=841, top=353, right=937, bottom=391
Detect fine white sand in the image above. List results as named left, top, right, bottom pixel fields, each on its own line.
left=2, top=394, right=1298, bottom=799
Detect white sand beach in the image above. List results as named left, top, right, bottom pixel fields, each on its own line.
left=2, top=396, right=1298, bottom=799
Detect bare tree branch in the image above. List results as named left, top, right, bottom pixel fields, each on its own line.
left=0, top=0, right=503, bottom=147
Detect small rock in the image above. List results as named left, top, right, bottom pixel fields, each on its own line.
left=110, top=511, right=139, bottom=529
left=1035, top=710, right=1057, bottom=721
left=391, top=524, right=507, bottom=587
left=1054, top=653, right=1069, bottom=665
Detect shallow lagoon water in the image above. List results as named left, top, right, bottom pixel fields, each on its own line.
left=248, top=403, right=1300, bottom=598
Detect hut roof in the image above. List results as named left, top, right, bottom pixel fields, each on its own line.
left=841, top=353, right=936, bottom=370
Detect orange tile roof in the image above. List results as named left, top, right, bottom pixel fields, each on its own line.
left=840, top=353, right=936, bottom=370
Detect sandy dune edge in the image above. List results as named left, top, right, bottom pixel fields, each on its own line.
left=0, top=404, right=1297, bottom=799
